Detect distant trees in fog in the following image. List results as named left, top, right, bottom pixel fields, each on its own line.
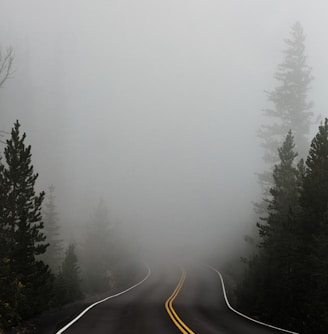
left=79, top=200, right=138, bottom=294
left=41, top=185, right=63, bottom=272
left=80, top=200, right=116, bottom=293
left=258, top=22, right=314, bottom=192
left=40, top=186, right=83, bottom=309
left=53, top=244, right=83, bottom=306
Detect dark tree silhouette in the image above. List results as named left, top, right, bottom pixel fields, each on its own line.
left=298, top=118, right=328, bottom=333
left=0, top=121, right=51, bottom=328
left=237, top=131, right=304, bottom=332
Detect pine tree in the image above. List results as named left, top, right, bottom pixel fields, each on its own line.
left=237, top=131, right=303, bottom=331
left=54, top=244, right=82, bottom=305
left=258, top=131, right=299, bottom=246
left=298, top=118, right=328, bottom=332
left=301, top=119, right=328, bottom=232
left=260, top=131, right=304, bottom=329
left=42, top=185, right=63, bottom=272
left=0, top=121, right=52, bottom=328
left=80, top=200, right=116, bottom=293
left=0, top=154, right=14, bottom=328
left=238, top=122, right=328, bottom=333
left=259, top=22, right=313, bottom=190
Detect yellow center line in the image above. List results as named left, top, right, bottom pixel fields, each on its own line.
left=165, top=269, right=196, bottom=334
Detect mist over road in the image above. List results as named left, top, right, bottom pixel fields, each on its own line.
left=58, top=262, right=290, bottom=334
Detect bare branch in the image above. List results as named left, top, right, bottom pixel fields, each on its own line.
left=0, top=46, right=14, bottom=88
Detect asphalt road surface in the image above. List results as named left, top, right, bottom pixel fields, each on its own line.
left=57, top=262, right=296, bottom=334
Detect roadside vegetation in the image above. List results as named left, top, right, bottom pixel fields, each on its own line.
left=0, top=120, right=140, bottom=333
left=0, top=46, right=139, bottom=334
left=0, top=121, right=82, bottom=332
left=236, top=23, right=328, bottom=334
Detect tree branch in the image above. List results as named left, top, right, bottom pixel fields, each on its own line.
left=0, top=46, right=14, bottom=88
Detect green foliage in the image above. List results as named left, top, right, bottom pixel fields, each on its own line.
left=237, top=131, right=304, bottom=332
left=0, top=121, right=52, bottom=329
left=0, top=122, right=91, bottom=331
left=257, top=131, right=300, bottom=246
left=245, top=22, right=316, bottom=331
left=301, top=119, right=328, bottom=230
left=238, top=120, right=328, bottom=333
left=298, top=118, right=328, bottom=332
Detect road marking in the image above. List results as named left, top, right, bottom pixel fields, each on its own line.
left=206, top=264, right=299, bottom=334
left=165, top=269, right=195, bottom=334
left=55, top=264, right=151, bottom=334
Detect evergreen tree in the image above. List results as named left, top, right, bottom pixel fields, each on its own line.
left=237, top=131, right=303, bottom=331
left=42, top=185, right=63, bottom=272
left=298, top=118, right=328, bottom=332
left=259, top=22, right=313, bottom=190
left=259, top=131, right=304, bottom=330
left=54, top=244, right=83, bottom=305
left=301, top=119, right=328, bottom=232
left=0, top=121, right=52, bottom=328
left=0, top=155, right=14, bottom=328
left=80, top=200, right=116, bottom=293
left=257, top=131, right=299, bottom=246
left=238, top=122, right=328, bottom=333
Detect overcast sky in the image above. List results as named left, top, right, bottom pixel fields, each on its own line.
left=0, top=1, right=327, bottom=256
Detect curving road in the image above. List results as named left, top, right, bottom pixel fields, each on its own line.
left=56, top=262, right=296, bottom=334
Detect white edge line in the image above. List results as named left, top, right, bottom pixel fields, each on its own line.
left=205, top=264, right=299, bottom=334
left=55, top=263, right=151, bottom=334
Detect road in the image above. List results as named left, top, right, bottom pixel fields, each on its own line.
left=57, top=262, right=296, bottom=334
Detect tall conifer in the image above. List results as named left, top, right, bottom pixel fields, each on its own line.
left=259, top=22, right=313, bottom=191
left=299, top=118, right=328, bottom=332
left=238, top=131, right=303, bottom=331
left=0, top=121, right=51, bottom=328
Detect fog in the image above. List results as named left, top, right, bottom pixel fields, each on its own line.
left=0, top=1, right=327, bottom=260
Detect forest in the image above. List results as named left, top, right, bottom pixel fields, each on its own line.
left=235, top=23, right=328, bottom=334
left=0, top=5, right=328, bottom=334
left=0, top=120, right=139, bottom=333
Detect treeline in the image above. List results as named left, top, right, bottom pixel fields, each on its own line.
left=78, top=199, right=139, bottom=295
left=236, top=23, right=328, bottom=333
left=237, top=125, right=328, bottom=333
left=0, top=121, right=137, bottom=332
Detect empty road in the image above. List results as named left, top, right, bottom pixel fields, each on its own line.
left=57, top=262, right=296, bottom=334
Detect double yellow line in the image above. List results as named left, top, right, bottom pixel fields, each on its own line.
left=165, top=269, right=195, bottom=334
